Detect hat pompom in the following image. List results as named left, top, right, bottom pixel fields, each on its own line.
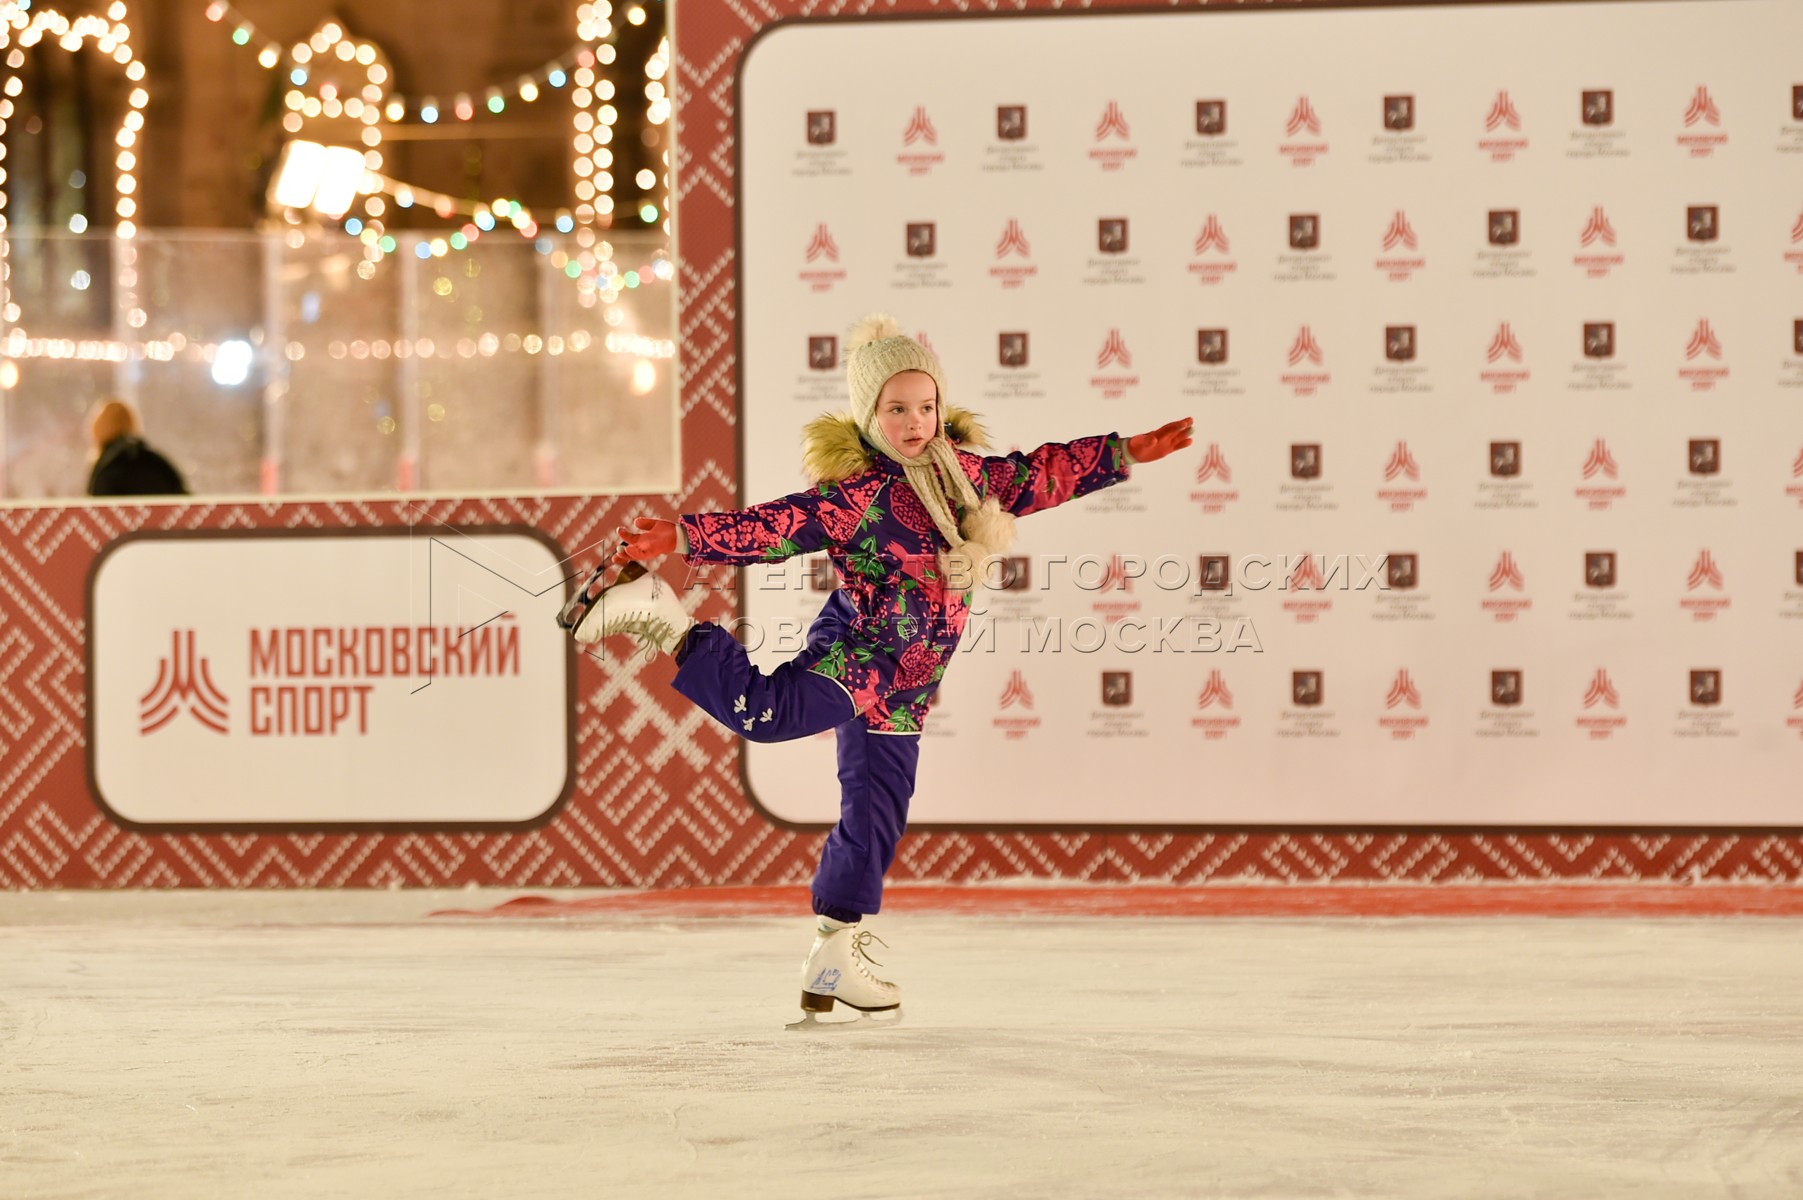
left=848, top=313, right=904, bottom=349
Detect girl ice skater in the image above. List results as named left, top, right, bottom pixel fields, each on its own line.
left=566, top=315, right=1192, bottom=1023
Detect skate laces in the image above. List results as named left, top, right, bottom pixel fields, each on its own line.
left=850, top=929, right=890, bottom=971
left=602, top=612, right=678, bottom=652
left=599, top=579, right=678, bottom=652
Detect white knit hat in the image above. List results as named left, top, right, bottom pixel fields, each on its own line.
left=845, top=316, right=946, bottom=432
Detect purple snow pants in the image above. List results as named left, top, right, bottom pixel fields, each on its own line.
left=669, top=621, right=921, bottom=917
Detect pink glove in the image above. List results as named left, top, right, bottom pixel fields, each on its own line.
left=1126, top=417, right=1195, bottom=464
left=612, top=517, right=679, bottom=564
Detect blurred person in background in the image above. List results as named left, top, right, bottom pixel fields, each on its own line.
left=85, top=397, right=189, bottom=497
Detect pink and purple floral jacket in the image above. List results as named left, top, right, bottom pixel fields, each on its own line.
left=679, top=429, right=1129, bottom=732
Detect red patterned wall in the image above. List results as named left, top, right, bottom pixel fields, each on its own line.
left=1, top=0, right=1797, bottom=888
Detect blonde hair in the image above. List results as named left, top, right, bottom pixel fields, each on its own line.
left=87, top=397, right=142, bottom=454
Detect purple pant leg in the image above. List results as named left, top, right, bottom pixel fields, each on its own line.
left=669, top=611, right=917, bottom=917
left=669, top=623, right=853, bottom=743
left=810, top=723, right=920, bottom=915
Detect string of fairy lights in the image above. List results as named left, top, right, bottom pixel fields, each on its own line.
left=0, top=0, right=675, bottom=384
left=0, top=325, right=677, bottom=367
left=208, top=1, right=622, bottom=126
left=203, top=0, right=671, bottom=295
left=0, top=2, right=147, bottom=334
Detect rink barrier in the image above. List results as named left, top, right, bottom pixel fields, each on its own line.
left=4, top=0, right=1803, bottom=887
left=428, top=885, right=1803, bottom=920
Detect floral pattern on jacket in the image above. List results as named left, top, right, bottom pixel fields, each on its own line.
left=680, top=433, right=1128, bottom=732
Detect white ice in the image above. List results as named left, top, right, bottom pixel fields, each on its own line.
left=3, top=891, right=1801, bottom=1198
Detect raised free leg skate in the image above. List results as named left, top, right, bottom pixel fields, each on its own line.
left=787, top=918, right=904, bottom=1031
left=557, top=559, right=691, bottom=658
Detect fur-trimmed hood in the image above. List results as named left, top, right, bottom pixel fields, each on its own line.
left=801, top=406, right=991, bottom=484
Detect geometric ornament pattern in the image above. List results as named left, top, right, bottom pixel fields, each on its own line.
left=2, top=0, right=1797, bottom=886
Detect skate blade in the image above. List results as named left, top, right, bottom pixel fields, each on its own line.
left=785, top=1007, right=904, bottom=1033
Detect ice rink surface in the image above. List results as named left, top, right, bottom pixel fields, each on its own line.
left=4, top=889, right=1802, bottom=1199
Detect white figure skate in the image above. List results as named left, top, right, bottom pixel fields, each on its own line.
left=560, top=560, right=691, bottom=657
left=788, top=918, right=904, bottom=1031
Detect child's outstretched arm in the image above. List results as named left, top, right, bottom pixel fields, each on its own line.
left=613, top=483, right=846, bottom=566
left=983, top=416, right=1194, bottom=517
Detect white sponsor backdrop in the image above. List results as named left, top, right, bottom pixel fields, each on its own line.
left=736, top=0, right=1803, bottom=827
left=90, top=531, right=573, bottom=825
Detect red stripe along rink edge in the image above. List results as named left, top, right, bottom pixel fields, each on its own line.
left=430, top=884, right=1803, bottom=921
